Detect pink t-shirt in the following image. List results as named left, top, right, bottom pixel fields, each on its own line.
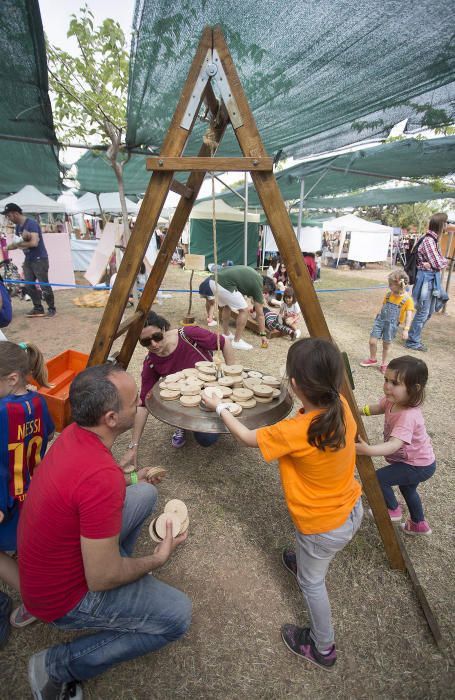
left=379, top=397, right=435, bottom=467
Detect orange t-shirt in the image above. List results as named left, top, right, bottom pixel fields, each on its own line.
left=256, top=396, right=361, bottom=534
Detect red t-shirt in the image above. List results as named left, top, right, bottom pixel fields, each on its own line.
left=18, top=423, right=125, bottom=622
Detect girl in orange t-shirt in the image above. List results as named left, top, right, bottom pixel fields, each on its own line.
left=203, top=338, right=362, bottom=671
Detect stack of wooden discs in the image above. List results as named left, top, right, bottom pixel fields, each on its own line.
left=157, top=364, right=282, bottom=412
left=149, top=499, right=189, bottom=542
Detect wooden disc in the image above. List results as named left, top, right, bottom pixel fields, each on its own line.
left=149, top=518, right=161, bottom=542
left=248, top=370, right=263, bottom=378
left=235, top=398, right=257, bottom=409
left=155, top=512, right=182, bottom=539
left=166, top=382, right=184, bottom=392
left=223, top=364, right=244, bottom=376
left=243, top=377, right=263, bottom=389
left=197, top=372, right=216, bottom=382
left=183, top=368, right=199, bottom=377
left=164, top=498, right=188, bottom=522
left=253, top=384, right=274, bottom=397
left=219, top=386, right=233, bottom=398
left=254, top=394, right=274, bottom=403
left=271, top=388, right=281, bottom=398
left=202, top=386, right=224, bottom=399
left=146, top=466, right=167, bottom=479
left=198, top=366, right=217, bottom=377
left=180, top=385, right=201, bottom=396
left=218, top=376, right=235, bottom=387
left=165, top=371, right=185, bottom=383
left=225, top=403, right=242, bottom=416
left=123, top=464, right=136, bottom=474
left=160, top=389, right=181, bottom=400
left=262, top=376, right=281, bottom=387
left=242, top=372, right=249, bottom=378
left=195, top=360, right=214, bottom=369
left=179, top=394, right=201, bottom=407
left=232, top=387, right=254, bottom=400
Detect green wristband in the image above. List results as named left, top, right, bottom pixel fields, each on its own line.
left=130, top=471, right=138, bottom=485
left=362, top=404, right=371, bottom=417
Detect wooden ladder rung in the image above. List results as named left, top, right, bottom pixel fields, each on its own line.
left=114, top=311, right=145, bottom=340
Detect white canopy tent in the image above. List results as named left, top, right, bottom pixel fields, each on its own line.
left=323, top=214, right=393, bottom=265
left=189, top=199, right=260, bottom=223
left=263, top=225, right=322, bottom=254
left=0, top=185, right=66, bottom=214
left=74, top=192, right=140, bottom=215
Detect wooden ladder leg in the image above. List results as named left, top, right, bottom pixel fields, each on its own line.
left=213, top=24, right=406, bottom=571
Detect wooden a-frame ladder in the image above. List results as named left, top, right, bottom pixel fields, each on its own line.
left=89, top=25, right=408, bottom=575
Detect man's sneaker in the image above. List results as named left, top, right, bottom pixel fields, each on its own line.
left=10, top=603, right=37, bottom=628
left=360, top=358, right=378, bottom=367
left=171, top=429, right=186, bottom=448
left=223, top=333, right=235, bottom=341
left=401, top=518, right=432, bottom=535
left=293, top=329, right=302, bottom=340
left=405, top=343, right=428, bottom=352
left=28, top=650, right=83, bottom=699
left=0, top=591, right=12, bottom=649
left=231, top=339, right=253, bottom=351
left=281, top=548, right=297, bottom=578
left=368, top=504, right=403, bottom=521
left=281, top=625, right=337, bottom=670
left=207, top=319, right=217, bottom=327
left=46, top=309, right=57, bottom=318
left=26, top=308, right=46, bottom=318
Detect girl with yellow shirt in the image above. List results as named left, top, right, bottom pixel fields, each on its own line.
left=203, top=338, right=362, bottom=671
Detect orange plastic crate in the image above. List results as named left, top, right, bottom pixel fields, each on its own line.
left=30, top=350, right=89, bottom=433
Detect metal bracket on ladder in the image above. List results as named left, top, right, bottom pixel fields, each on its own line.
left=180, top=48, right=243, bottom=130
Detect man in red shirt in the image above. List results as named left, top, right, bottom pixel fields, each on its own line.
left=18, top=364, right=191, bottom=700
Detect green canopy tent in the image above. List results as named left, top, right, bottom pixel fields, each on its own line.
left=127, top=1, right=455, bottom=158
left=198, top=136, right=455, bottom=208
left=189, top=200, right=260, bottom=267
left=0, top=0, right=62, bottom=197
left=302, top=184, right=455, bottom=210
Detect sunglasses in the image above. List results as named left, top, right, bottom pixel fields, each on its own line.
left=139, top=331, right=164, bottom=347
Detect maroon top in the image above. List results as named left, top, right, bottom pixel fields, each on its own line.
left=140, top=326, right=225, bottom=405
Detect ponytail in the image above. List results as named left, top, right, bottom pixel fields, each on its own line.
left=307, top=394, right=346, bottom=451
left=0, top=341, right=49, bottom=388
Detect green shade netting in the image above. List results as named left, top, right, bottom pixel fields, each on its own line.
left=127, top=1, right=455, bottom=158
left=190, top=220, right=257, bottom=267
left=199, top=136, right=455, bottom=207
left=303, top=185, right=455, bottom=210
left=74, top=151, right=155, bottom=196
left=259, top=213, right=333, bottom=226
left=0, top=0, right=62, bottom=197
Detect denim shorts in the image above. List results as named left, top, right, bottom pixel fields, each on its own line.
left=370, top=314, right=399, bottom=342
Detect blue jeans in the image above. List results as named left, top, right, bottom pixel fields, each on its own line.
left=193, top=431, right=219, bottom=447
left=406, top=270, right=436, bottom=349
left=45, top=483, right=192, bottom=684
left=376, top=461, right=436, bottom=523
left=295, top=498, right=363, bottom=650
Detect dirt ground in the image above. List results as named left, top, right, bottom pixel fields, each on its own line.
left=1, top=264, right=454, bottom=700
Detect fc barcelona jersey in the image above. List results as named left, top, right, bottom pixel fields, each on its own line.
left=0, top=391, right=54, bottom=519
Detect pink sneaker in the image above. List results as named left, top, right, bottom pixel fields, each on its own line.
left=10, top=603, right=37, bottom=628
left=360, top=358, right=378, bottom=367
left=379, top=364, right=388, bottom=374
left=368, top=504, right=402, bottom=521
left=401, top=518, right=432, bottom=535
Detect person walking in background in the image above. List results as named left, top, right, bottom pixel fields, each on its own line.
left=3, top=204, right=56, bottom=318
left=360, top=270, right=414, bottom=374
left=405, top=212, right=448, bottom=352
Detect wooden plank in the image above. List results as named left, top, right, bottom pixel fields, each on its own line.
left=117, top=82, right=231, bottom=368
left=213, top=24, right=406, bottom=571
left=170, top=179, right=193, bottom=199
left=87, top=27, right=213, bottom=367
left=147, top=156, right=273, bottom=171
left=114, top=311, right=144, bottom=340
left=224, top=308, right=281, bottom=338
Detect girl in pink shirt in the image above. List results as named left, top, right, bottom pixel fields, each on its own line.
left=356, top=356, right=435, bottom=535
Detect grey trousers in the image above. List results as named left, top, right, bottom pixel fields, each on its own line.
left=295, top=498, right=363, bottom=650
left=22, top=257, right=55, bottom=311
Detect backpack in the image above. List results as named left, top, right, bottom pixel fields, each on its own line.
left=404, top=234, right=429, bottom=285
left=0, top=275, right=13, bottom=328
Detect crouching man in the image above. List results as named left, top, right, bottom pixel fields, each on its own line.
left=18, top=364, right=191, bottom=700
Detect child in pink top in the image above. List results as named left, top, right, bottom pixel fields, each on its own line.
left=356, top=356, right=435, bottom=535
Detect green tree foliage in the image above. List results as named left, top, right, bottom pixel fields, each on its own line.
left=47, top=4, right=131, bottom=236
left=355, top=203, right=445, bottom=233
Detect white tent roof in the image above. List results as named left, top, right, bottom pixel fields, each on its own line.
left=190, top=199, right=260, bottom=223
left=74, top=192, right=140, bottom=215
left=0, top=185, right=65, bottom=214
left=324, top=213, right=392, bottom=234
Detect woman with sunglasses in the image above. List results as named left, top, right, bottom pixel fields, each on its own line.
left=120, top=311, right=235, bottom=465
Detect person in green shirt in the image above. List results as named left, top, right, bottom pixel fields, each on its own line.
left=199, top=265, right=266, bottom=351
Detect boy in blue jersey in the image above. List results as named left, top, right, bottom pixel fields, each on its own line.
left=0, top=341, right=54, bottom=646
